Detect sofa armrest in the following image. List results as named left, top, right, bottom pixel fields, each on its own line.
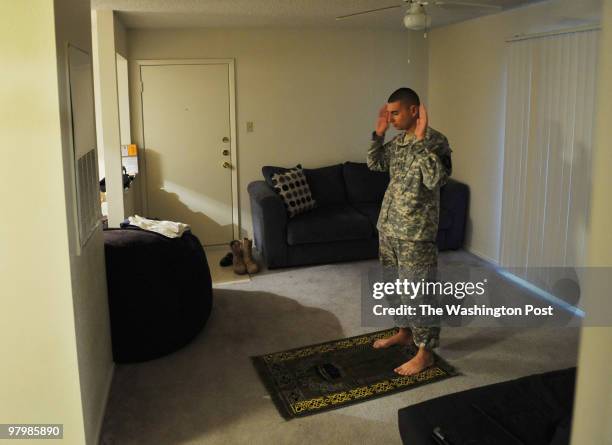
left=247, top=181, right=288, bottom=268
left=440, top=179, right=469, bottom=249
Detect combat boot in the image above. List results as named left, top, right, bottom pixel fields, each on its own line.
left=242, top=238, right=259, bottom=274
left=230, top=240, right=247, bottom=275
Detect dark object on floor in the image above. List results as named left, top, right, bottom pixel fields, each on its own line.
left=398, top=367, right=576, bottom=445
left=219, top=251, right=233, bottom=267
left=103, top=227, right=213, bottom=363
left=251, top=328, right=457, bottom=419
left=248, top=162, right=469, bottom=268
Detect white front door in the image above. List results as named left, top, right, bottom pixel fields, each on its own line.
left=141, top=63, right=234, bottom=246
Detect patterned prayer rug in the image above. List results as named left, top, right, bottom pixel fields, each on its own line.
left=251, top=328, right=458, bottom=419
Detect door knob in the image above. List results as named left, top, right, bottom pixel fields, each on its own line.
left=222, top=149, right=230, bottom=156
left=222, top=137, right=229, bottom=143
left=222, top=161, right=232, bottom=169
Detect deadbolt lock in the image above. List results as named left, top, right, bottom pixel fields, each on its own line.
left=222, top=161, right=232, bottom=169
left=222, top=149, right=230, bottom=156
left=222, top=137, right=229, bottom=143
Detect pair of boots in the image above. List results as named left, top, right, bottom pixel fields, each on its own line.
left=230, top=238, right=259, bottom=275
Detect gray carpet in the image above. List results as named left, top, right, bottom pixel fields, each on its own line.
left=99, top=250, right=579, bottom=445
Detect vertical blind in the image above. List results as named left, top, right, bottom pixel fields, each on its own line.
left=500, top=29, right=599, bottom=270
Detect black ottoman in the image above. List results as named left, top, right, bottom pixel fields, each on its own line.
left=103, top=228, right=213, bottom=363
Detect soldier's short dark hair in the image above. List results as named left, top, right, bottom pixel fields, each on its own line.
left=387, top=88, right=420, bottom=108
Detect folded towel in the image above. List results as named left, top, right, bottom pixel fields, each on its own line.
left=127, top=215, right=190, bottom=238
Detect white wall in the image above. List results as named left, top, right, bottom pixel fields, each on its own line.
left=114, top=13, right=128, bottom=58
left=93, top=9, right=126, bottom=227
left=97, top=13, right=129, bottom=182
left=428, top=0, right=601, bottom=263
left=1, top=1, right=110, bottom=444
left=570, top=1, right=612, bottom=443
left=127, top=27, right=428, bottom=237
left=116, top=54, right=131, bottom=145
left=54, top=1, right=114, bottom=443
left=115, top=14, right=142, bottom=218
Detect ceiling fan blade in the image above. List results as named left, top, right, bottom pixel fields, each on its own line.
left=335, top=4, right=403, bottom=20
left=433, top=0, right=502, bottom=10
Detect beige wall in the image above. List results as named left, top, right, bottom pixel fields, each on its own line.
left=571, top=0, right=612, bottom=443
left=114, top=14, right=143, bottom=218
left=428, top=0, right=601, bottom=263
left=55, top=1, right=115, bottom=444
left=0, top=1, right=113, bottom=443
left=1, top=1, right=90, bottom=444
left=97, top=12, right=128, bottom=182
left=127, top=28, right=427, bottom=237
left=96, top=11, right=142, bottom=220
left=93, top=9, right=127, bottom=227
left=114, top=13, right=128, bottom=58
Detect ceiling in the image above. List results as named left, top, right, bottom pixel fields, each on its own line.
left=92, top=0, right=544, bottom=30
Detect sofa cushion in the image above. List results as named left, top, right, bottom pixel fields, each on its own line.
left=287, top=205, right=373, bottom=245
left=270, top=166, right=316, bottom=218
left=342, top=162, right=389, bottom=204
left=263, top=164, right=347, bottom=206
left=352, top=202, right=381, bottom=228
left=305, top=164, right=347, bottom=206
left=263, top=165, right=295, bottom=188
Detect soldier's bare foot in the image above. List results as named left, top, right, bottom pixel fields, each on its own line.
left=394, top=347, right=434, bottom=376
left=372, top=329, right=413, bottom=349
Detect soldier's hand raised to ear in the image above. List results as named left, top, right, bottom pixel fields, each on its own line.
left=415, top=104, right=428, bottom=141
left=375, top=105, right=390, bottom=137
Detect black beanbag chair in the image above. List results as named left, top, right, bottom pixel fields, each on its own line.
left=104, top=228, right=213, bottom=363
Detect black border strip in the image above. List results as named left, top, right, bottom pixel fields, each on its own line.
left=250, top=355, right=294, bottom=420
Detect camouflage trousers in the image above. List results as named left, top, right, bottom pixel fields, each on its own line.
left=378, top=233, right=440, bottom=350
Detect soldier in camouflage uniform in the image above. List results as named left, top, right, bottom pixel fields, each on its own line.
left=368, top=88, right=452, bottom=376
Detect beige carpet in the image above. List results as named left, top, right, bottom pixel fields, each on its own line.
left=99, top=250, right=579, bottom=445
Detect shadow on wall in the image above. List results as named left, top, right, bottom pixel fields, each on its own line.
left=144, top=149, right=241, bottom=244
left=559, top=123, right=591, bottom=266
left=99, top=288, right=344, bottom=444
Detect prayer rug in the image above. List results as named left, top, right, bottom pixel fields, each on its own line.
left=251, top=328, right=457, bottom=419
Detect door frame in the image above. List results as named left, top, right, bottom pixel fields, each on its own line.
left=137, top=58, right=240, bottom=242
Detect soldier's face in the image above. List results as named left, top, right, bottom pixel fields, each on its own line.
left=387, top=101, right=418, bottom=130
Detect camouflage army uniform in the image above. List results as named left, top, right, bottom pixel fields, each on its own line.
left=368, top=127, right=452, bottom=350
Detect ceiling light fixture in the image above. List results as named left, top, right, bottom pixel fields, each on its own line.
left=403, top=4, right=431, bottom=30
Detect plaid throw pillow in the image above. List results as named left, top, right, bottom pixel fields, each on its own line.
left=271, top=166, right=316, bottom=218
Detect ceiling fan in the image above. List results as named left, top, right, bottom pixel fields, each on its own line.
left=336, top=0, right=502, bottom=30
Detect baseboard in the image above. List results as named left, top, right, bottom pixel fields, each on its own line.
left=94, top=362, right=115, bottom=445
left=464, top=246, right=500, bottom=266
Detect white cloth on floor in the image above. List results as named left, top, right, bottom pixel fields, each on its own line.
left=128, top=215, right=190, bottom=238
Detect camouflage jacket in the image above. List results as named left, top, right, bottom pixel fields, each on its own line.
left=367, top=127, right=452, bottom=241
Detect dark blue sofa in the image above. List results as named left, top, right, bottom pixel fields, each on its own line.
left=398, top=368, right=575, bottom=444
left=248, top=162, right=469, bottom=269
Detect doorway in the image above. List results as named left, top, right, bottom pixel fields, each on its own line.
left=139, top=59, right=238, bottom=246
